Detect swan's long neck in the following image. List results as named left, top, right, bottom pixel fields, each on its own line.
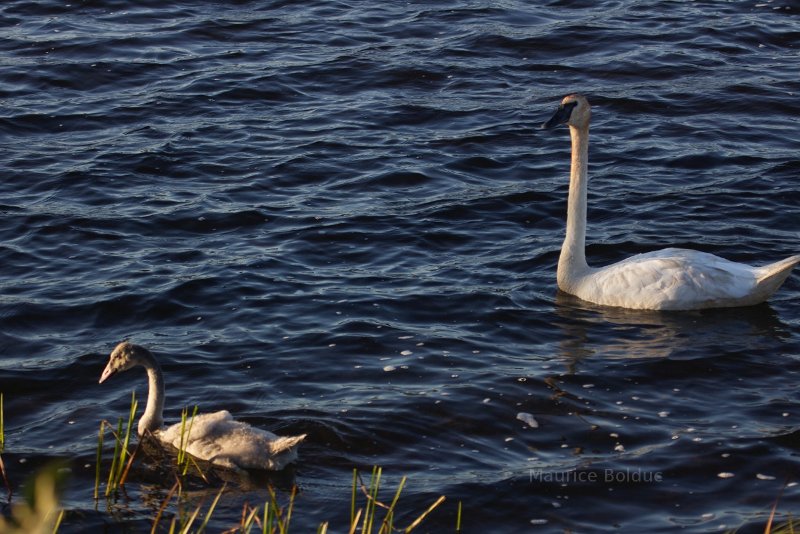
left=558, top=123, right=591, bottom=291
left=138, top=351, right=165, bottom=436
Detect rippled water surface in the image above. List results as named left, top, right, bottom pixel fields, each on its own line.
left=2, top=1, right=800, bottom=532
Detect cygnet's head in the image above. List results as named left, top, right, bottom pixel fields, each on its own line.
left=541, top=94, right=591, bottom=130
left=99, top=341, right=152, bottom=383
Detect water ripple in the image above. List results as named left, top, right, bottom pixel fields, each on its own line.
left=1, top=0, right=799, bottom=532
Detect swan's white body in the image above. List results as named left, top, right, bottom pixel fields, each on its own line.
left=543, top=94, right=799, bottom=311
left=100, top=342, right=305, bottom=471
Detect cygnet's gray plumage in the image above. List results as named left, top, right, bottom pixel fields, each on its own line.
left=99, top=341, right=305, bottom=471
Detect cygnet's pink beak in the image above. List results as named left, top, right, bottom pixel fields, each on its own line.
left=99, top=362, right=114, bottom=384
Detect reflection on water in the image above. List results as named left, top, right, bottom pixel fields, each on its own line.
left=553, top=291, right=791, bottom=370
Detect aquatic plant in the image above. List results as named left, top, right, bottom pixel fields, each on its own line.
left=153, top=467, right=446, bottom=533
left=177, top=405, right=200, bottom=476
left=15, top=457, right=452, bottom=533
left=0, top=463, right=65, bottom=534
left=349, top=466, right=446, bottom=534
left=94, top=391, right=138, bottom=498
left=89, top=392, right=449, bottom=532
left=237, top=484, right=295, bottom=534
left=724, top=487, right=798, bottom=534
left=765, top=517, right=797, bottom=534
left=149, top=479, right=226, bottom=534
left=760, top=492, right=796, bottom=534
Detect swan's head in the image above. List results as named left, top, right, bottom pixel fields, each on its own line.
left=542, top=94, right=591, bottom=130
left=99, top=341, right=152, bottom=383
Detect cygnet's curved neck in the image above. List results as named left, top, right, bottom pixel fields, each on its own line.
left=137, top=350, right=165, bottom=435
left=557, top=123, right=591, bottom=290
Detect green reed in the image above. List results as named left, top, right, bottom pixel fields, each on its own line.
left=153, top=468, right=448, bottom=534
left=92, top=423, right=103, bottom=501
left=349, top=466, right=446, bottom=534
left=197, top=483, right=298, bottom=534
left=32, top=457, right=454, bottom=533
left=258, top=484, right=295, bottom=534
left=87, top=391, right=450, bottom=532
left=94, top=391, right=138, bottom=498
left=177, top=405, right=199, bottom=476
left=161, top=482, right=225, bottom=534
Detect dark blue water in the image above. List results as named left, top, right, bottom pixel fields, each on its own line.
left=2, top=1, right=800, bottom=532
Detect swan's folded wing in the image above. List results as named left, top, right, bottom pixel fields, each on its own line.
left=206, top=426, right=305, bottom=470
left=583, top=249, right=757, bottom=310
left=158, top=412, right=305, bottom=471
left=159, top=410, right=234, bottom=444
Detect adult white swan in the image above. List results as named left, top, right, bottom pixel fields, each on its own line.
left=542, top=94, right=799, bottom=310
left=99, top=341, right=306, bottom=471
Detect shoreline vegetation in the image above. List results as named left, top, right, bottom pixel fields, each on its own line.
left=0, top=392, right=791, bottom=533
left=0, top=392, right=452, bottom=533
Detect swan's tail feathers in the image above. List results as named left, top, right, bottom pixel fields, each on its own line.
left=270, top=433, right=307, bottom=453
left=266, top=434, right=306, bottom=470
left=754, top=254, right=800, bottom=296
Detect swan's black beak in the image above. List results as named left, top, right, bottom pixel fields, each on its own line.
left=541, top=102, right=576, bottom=129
